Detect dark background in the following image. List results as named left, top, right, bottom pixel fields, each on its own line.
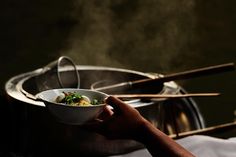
left=1, top=0, right=236, bottom=135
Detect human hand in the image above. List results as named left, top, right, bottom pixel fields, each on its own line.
left=83, top=96, right=196, bottom=157
left=85, top=96, right=148, bottom=140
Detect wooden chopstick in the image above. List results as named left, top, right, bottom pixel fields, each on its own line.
left=169, top=121, right=236, bottom=139
left=94, top=62, right=235, bottom=92
left=112, top=93, right=220, bottom=99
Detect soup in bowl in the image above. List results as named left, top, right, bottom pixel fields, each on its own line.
left=37, top=88, right=108, bottom=125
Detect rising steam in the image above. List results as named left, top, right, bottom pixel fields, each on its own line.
left=61, top=0, right=197, bottom=73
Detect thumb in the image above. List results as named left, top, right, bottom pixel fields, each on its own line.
left=105, top=96, right=129, bottom=114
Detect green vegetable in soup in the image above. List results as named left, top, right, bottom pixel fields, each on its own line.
left=91, top=99, right=99, bottom=105
left=56, top=92, right=102, bottom=106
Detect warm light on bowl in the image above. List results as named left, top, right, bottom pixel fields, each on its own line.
left=37, top=88, right=108, bottom=125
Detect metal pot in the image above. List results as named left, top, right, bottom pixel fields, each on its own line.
left=5, top=65, right=205, bottom=156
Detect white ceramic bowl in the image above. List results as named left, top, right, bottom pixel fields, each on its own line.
left=37, top=88, right=108, bottom=125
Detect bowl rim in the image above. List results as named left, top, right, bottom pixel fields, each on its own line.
left=37, top=88, right=108, bottom=108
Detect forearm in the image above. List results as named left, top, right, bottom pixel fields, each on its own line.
left=135, top=120, right=195, bottom=157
